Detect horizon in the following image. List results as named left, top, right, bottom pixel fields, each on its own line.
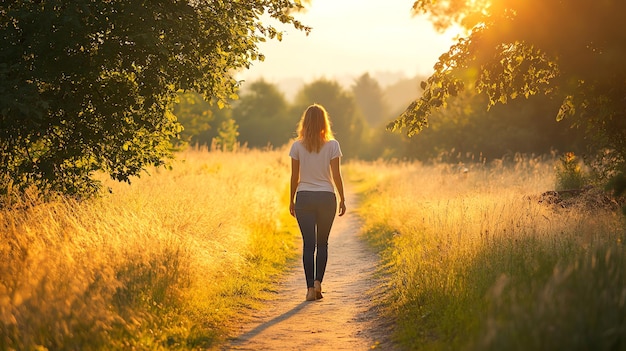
left=235, top=0, right=462, bottom=99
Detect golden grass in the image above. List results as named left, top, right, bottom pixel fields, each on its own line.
left=0, top=147, right=299, bottom=350
left=347, top=156, right=625, bottom=350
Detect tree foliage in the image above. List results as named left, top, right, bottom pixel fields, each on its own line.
left=390, top=0, right=626, bottom=178
left=232, top=80, right=294, bottom=148
left=406, top=90, right=583, bottom=162
left=0, top=0, right=308, bottom=196
left=171, top=92, right=235, bottom=148
left=352, top=73, right=389, bottom=128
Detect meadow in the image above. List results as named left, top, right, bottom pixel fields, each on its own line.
left=2, top=148, right=625, bottom=350
left=347, top=155, right=626, bottom=350
left=0, top=147, right=299, bottom=350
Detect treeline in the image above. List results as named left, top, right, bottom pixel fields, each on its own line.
left=173, top=73, right=584, bottom=162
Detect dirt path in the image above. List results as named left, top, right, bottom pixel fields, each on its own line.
left=226, top=189, right=395, bottom=350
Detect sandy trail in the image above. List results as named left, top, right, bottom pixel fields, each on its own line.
left=226, top=189, right=394, bottom=350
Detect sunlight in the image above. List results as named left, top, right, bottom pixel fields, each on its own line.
left=349, top=155, right=624, bottom=349
left=237, top=0, right=463, bottom=87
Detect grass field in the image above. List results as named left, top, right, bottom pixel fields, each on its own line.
left=3, top=149, right=625, bottom=350
left=346, top=156, right=626, bottom=350
left=0, top=147, right=299, bottom=350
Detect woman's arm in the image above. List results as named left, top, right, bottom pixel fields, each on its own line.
left=330, top=157, right=346, bottom=216
left=290, top=158, right=300, bottom=217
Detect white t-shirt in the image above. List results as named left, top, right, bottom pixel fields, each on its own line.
left=289, top=139, right=343, bottom=193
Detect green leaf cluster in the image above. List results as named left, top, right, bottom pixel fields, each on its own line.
left=0, top=0, right=308, bottom=197
left=392, top=0, right=626, bottom=178
left=172, top=78, right=370, bottom=157
left=232, top=80, right=294, bottom=148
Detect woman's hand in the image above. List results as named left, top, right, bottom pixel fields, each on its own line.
left=338, top=200, right=346, bottom=216
left=289, top=202, right=296, bottom=217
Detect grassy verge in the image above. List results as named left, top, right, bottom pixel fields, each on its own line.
left=0, top=147, right=299, bottom=350
left=346, top=157, right=626, bottom=350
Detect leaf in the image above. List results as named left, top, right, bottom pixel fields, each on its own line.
left=556, top=95, right=575, bottom=122
left=0, top=0, right=309, bottom=197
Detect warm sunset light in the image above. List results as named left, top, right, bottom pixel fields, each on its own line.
left=237, top=0, right=463, bottom=89
left=2, top=0, right=625, bottom=350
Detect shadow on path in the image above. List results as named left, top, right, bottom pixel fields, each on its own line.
left=227, top=186, right=396, bottom=351
left=232, top=301, right=312, bottom=342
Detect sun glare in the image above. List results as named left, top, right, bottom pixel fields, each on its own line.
left=238, top=0, right=464, bottom=86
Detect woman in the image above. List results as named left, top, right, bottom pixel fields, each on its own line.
left=289, top=104, right=346, bottom=301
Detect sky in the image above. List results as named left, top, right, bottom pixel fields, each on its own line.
left=235, top=0, right=462, bottom=92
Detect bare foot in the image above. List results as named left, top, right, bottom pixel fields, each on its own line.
left=314, top=280, right=323, bottom=300
left=305, top=287, right=316, bottom=301
left=228, top=186, right=396, bottom=350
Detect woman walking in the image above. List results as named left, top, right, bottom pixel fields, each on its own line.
left=289, top=104, right=346, bottom=301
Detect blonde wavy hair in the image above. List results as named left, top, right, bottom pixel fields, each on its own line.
left=297, top=104, right=335, bottom=153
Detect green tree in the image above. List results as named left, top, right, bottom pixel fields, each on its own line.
left=0, top=0, right=308, bottom=196
left=292, top=79, right=365, bottom=157
left=171, top=92, right=211, bottom=147
left=404, top=88, right=584, bottom=162
left=214, top=118, right=240, bottom=151
left=232, top=80, right=295, bottom=148
left=352, top=73, right=389, bottom=128
left=390, top=0, right=626, bottom=182
left=172, top=92, right=236, bottom=148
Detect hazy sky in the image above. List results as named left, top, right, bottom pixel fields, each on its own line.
left=235, top=0, right=461, bottom=87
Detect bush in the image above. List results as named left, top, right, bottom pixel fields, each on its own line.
left=555, top=152, right=587, bottom=190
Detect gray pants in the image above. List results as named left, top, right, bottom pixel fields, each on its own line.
left=294, top=191, right=337, bottom=288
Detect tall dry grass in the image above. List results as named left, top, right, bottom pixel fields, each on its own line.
left=347, top=155, right=625, bottom=350
left=0, top=147, right=298, bottom=350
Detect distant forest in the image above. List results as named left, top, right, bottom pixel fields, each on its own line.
left=174, top=73, right=583, bottom=163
